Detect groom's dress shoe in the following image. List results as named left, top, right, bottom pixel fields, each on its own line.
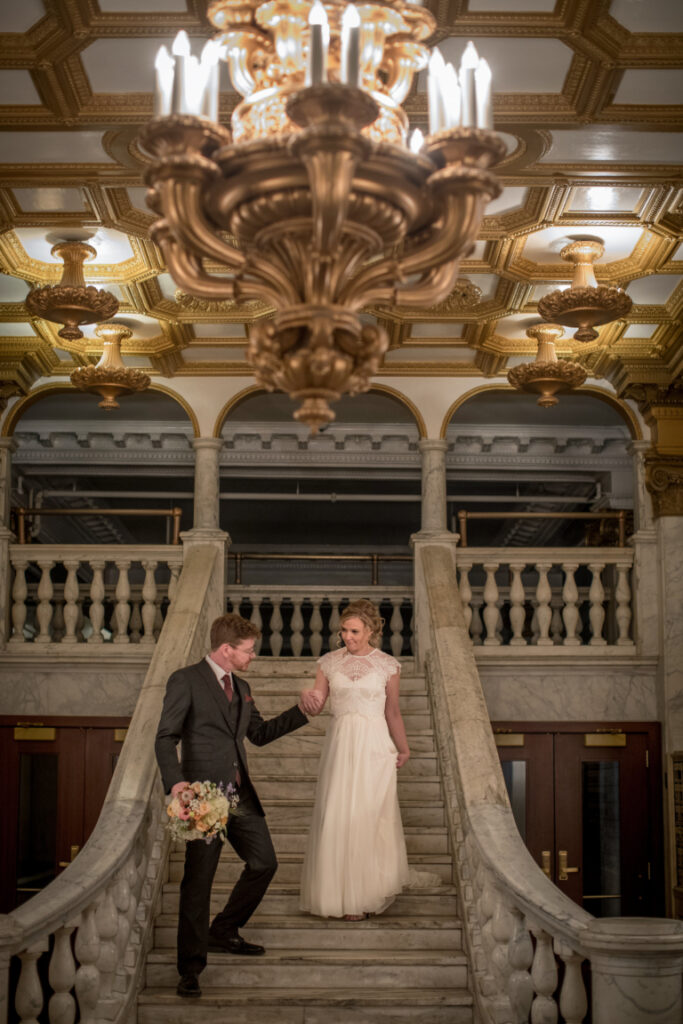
left=177, top=974, right=201, bottom=997
left=208, top=933, right=266, bottom=956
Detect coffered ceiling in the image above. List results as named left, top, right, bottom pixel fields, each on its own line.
left=0, top=0, right=681, bottom=403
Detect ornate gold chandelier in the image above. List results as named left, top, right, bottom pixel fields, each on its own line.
left=507, top=323, right=587, bottom=408
left=537, top=238, right=632, bottom=343
left=140, top=1, right=505, bottom=430
left=70, top=323, right=151, bottom=410
left=25, top=241, right=119, bottom=341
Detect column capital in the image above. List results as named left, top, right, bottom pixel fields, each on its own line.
left=192, top=436, right=224, bottom=452
left=626, top=439, right=651, bottom=456
left=418, top=438, right=449, bottom=453
left=0, top=437, right=18, bottom=454
left=644, top=452, right=683, bottom=517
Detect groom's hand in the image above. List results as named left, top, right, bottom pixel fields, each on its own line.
left=299, top=689, right=324, bottom=716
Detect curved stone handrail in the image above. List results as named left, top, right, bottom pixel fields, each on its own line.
left=419, top=541, right=683, bottom=1024
left=0, top=543, right=218, bottom=1024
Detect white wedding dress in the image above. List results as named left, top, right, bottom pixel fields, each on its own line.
left=300, top=646, right=411, bottom=918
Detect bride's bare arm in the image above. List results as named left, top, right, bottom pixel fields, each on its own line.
left=300, top=667, right=329, bottom=716
left=385, top=672, right=410, bottom=767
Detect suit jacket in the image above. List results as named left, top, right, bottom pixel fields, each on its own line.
left=155, top=658, right=307, bottom=815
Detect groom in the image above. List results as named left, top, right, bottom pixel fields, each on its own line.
left=155, top=612, right=321, bottom=997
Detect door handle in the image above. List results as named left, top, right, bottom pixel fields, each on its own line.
left=558, top=849, right=579, bottom=881
left=59, top=844, right=80, bottom=867
left=541, top=850, right=551, bottom=879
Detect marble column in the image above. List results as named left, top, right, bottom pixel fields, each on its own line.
left=181, top=437, right=230, bottom=639
left=412, top=439, right=457, bottom=666
left=628, top=441, right=658, bottom=658
left=583, top=917, right=683, bottom=1024
left=0, top=438, right=17, bottom=646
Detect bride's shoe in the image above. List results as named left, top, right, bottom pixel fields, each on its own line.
left=343, top=913, right=368, bottom=921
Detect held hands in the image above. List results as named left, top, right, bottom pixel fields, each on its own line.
left=396, top=750, right=410, bottom=769
left=299, top=689, right=324, bottom=716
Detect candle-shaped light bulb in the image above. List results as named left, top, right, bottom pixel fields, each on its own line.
left=154, top=45, right=174, bottom=116
left=409, top=128, right=424, bottom=153
left=459, top=40, right=479, bottom=128
left=427, top=48, right=447, bottom=134
left=200, top=39, right=221, bottom=121
left=475, top=57, right=493, bottom=129
left=341, top=4, right=361, bottom=88
left=171, top=30, right=192, bottom=113
left=443, top=62, right=460, bottom=129
left=308, top=0, right=329, bottom=86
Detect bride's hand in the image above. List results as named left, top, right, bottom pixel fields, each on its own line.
left=396, top=750, right=410, bottom=768
left=300, top=689, right=324, bottom=716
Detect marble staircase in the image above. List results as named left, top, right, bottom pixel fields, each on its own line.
left=137, top=659, right=473, bottom=1024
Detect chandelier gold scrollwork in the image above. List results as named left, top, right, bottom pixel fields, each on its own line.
left=537, top=238, right=632, bottom=343
left=25, top=241, right=119, bottom=341
left=507, top=323, right=587, bottom=408
left=140, top=1, right=505, bottom=430
left=70, top=323, right=151, bottom=410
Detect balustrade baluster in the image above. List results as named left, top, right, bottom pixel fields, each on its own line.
left=129, top=599, right=142, bottom=643
left=74, top=904, right=101, bottom=1023
left=561, top=562, right=580, bottom=646
left=113, top=868, right=132, bottom=965
left=95, top=884, right=119, bottom=999
left=534, top=563, right=553, bottom=646
left=62, top=560, right=80, bottom=644
left=615, top=561, right=632, bottom=644
left=588, top=562, right=606, bottom=645
left=112, top=561, right=131, bottom=644
left=15, top=941, right=47, bottom=1024
left=309, top=598, right=323, bottom=657
left=141, top=560, right=158, bottom=644
left=483, top=564, right=501, bottom=645
left=290, top=599, right=304, bottom=657
left=10, top=556, right=29, bottom=643
left=35, top=559, right=55, bottom=643
left=389, top=599, right=403, bottom=657
left=329, top=601, right=341, bottom=650
left=269, top=598, right=283, bottom=657
left=507, top=910, right=534, bottom=1023
left=508, top=563, right=527, bottom=646
left=48, top=926, right=76, bottom=1024
left=250, top=597, right=263, bottom=654
left=491, top=895, right=514, bottom=989
left=556, top=942, right=587, bottom=1024
left=529, top=926, right=558, bottom=1023
left=87, top=561, right=105, bottom=643
left=167, top=562, right=180, bottom=606
left=458, top=562, right=474, bottom=635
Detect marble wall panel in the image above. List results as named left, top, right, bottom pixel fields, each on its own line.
left=0, top=666, right=146, bottom=716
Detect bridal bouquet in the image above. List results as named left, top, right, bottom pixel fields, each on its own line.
left=166, top=780, right=239, bottom=843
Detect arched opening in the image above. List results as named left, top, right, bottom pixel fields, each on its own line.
left=444, top=388, right=635, bottom=547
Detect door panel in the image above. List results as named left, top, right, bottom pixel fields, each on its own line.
left=496, top=732, right=554, bottom=878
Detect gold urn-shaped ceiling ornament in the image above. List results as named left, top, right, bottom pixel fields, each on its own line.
left=25, top=241, right=119, bottom=341
left=537, top=238, right=632, bottom=343
left=139, top=4, right=505, bottom=430
left=70, top=323, right=151, bottom=410
left=507, top=323, right=587, bottom=408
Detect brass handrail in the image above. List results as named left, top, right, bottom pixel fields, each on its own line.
left=228, top=551, right=412, bottom=585
left=456, top=509, right=627, bottom=548
left=14, top=507, right=183, bottom=545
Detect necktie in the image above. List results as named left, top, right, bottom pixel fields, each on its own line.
left=222, top=673, right=233, bottom=701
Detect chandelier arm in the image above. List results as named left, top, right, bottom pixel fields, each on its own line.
left=157, top=237, right=237, bottom=301
left=398, top=191, right=484, bottom=276
left=157, top=179, right=246, bottom=273
left=393, top=260, right=461, bottom=308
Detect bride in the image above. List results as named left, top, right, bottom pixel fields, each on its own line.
left=299, top=599, right=411, bottom=920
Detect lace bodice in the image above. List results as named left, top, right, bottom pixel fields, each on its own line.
left=318, top=647, right=401, bottom=719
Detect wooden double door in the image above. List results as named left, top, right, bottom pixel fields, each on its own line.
left=0, top=717, right=129, bottom=913
left=494, top=722, right=663, bottom=918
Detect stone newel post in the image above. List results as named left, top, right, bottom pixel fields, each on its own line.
left=0, top=438, right=17, bottom=646
left=181, top=437, right=229, bottom=637
left=411, top=438, right=458, bottom=667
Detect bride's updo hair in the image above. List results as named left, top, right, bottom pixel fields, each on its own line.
left=338, top=599, right=384, bottom=648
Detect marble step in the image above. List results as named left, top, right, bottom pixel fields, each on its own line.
left=167, top=852, right=452, bottom=885
left=154, top=913, right=462, bottom=950
left=261, top=798, right=445, bottom=830
left=161, top=884, right=458, bottom=918
left=171, top=824, right=450, bottom=857
left=145, top=948, right=468, bottom=990
left=250, top=776, right=442, bottom=802
left=247, top=753, right=438, bottom=777
left=246, top=729, right=436, bottom=757
left=137, top=986, right=473, bottom=1024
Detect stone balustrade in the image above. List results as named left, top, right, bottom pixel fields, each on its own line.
left=0, top=544, right=220, bottom=1024
left=6, top=544, right=184, bottom=645
left=226, top=585, right=414, bottom=658
left=418, top=541, right=683, bottom=1024
left=457, top=547, right=634, bottom=647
